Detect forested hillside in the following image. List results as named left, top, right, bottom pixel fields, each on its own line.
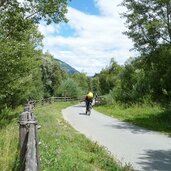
left=55, top=59, right=79, bottom=75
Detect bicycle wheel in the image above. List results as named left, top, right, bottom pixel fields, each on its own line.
left=88, top=109, right=91, bottom=115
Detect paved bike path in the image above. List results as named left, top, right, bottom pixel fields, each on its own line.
left=62, top=103, right=171, bottom=171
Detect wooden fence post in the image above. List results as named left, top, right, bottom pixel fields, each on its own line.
left=19, top=103, right=40, bottom=171
left=25, top=119, right=38, bottom=171
left=19, top=111, right=29, bottom=170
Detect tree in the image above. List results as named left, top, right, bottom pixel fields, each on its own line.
left=41, top=52, right=67, bottom=98
left=97, top=58, right=123, bottom=95
left=0, top=30, right=43, bottom=108
left=92, top=77, right=101, bottom=95
left=0, top=0, right=69, bottom=25
left=72, top=73, right=89, bottom=95
left=143, top=44, right=171, bottom=101
left=121, top=0, right=171, bottom=54
left=0, top=0, right=70, bottom=109
left=57, top=78, right=81, bottom=98
left=118, top=57, right=150, bottom=103
left=0, top=2, right=41, bottom=108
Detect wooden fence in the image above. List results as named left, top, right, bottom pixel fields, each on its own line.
left=18, top=96, right=103, bottom=170
left=19, top=102, right=40, bottom=171
left=33, top=96, right=104, bottom=106
left=33, top=96, right=85, bottom=106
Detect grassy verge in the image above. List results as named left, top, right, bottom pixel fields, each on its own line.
left=0, top=107, right=21, bottom=171
left=35, top=102, right=132, bottom=171
left=94, top=104, right=171, bottom=135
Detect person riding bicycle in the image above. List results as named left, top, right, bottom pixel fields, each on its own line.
left=85, top=91, right=93, bottom=114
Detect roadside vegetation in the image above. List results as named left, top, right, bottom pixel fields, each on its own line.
left=35, top=102, right=133, bottom=171
left=0, top=107, right=22, bottom=171
left=94, top=103, right=171, bottom=136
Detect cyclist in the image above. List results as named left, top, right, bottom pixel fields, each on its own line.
left=85, top=91, right=93, bottom=114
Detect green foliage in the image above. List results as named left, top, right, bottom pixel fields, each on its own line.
left=92, top=77, right=101, bottom=95
left=96, top=46, right=171, bottom=104
left=116, top=58, right=151, bottom=103
left=121, top=0, right=171, bottom=54
left=119, top=0, right=171, bottom=104
left=0, top=0, right=69, bottom=25
left=87, top=77, right=93, bottom=92
left=96, top=58, right=123, bottom=95
left=93, top=1, right=171, bottom=105
left=0, top=13, right=43, bottom=108
left=26, top=0, right=69, bottom=24
left=0, top=107, right=21, bottom=171
left=95, top=104, right=171, bottom=135
left=57, top=78, right=81, bottom=98
left=41, top=52, right=67, bottom=98
left=56, top=72, right=97, bottom=98
left=72, top=73, right=89, bottom=95
left=0, top=0, right=70, bottom=109
left=145, top=45, right=171, bottom=101
left=117, top=45, right=171, bottom=103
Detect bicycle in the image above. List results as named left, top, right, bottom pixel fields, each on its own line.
left=86, top=101, right=92, bottom=115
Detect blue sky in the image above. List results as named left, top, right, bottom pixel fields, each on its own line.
left=38, top=0, right=134, bottom=76
left=70, top=0, right=100, bottom=15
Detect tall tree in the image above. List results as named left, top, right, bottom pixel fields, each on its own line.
left=41, top=52, right=67, bottom=98
left=97, top=58, right=123, bottom=95
left=0, top=10, right=44, bottom=108
left=0, top=0, right=70, bottom=109
left=121, top=0, right=171, bottom=54
left=72, top=73, right=89, bottom=95
left=57, top=78, right=81, bottom=98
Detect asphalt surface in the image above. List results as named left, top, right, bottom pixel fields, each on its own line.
left=62, top=103, right=171, bottom=171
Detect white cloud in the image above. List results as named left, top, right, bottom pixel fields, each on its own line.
left=94, top=0, right=125, bottom=17
left=39, top=0, right=134, bottom=76
left=38, top=23, right=60, bottom=37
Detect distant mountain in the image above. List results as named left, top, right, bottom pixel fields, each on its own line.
left=55, top=59, right=79, bottom=75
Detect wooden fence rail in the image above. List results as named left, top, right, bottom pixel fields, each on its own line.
left=19, top=102, right=40, bottom=171
left=33, top=96, right=104, bottom=106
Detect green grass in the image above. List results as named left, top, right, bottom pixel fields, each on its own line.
left=35, top=102, right=132, bottom=171
left=0, top=107, right=21, bottom=171
left=94, top=104, right=171, bottom=135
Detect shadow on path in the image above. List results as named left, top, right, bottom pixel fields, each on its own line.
left=79, top=113, right=90, bottom=116
left=73, top=105, right=85, bottom=108
left=138, top=149, right=171, bottom=171
left=104, top=122, right=150, bottom=134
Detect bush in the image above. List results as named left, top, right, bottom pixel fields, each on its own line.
left=57, top=78, right=81, bottom=98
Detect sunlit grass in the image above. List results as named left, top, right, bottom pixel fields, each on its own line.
left=35, top=102, right=132, bottom=171
left=94, top=104, right=171, bottom=135
left=0, top=107, right=21, bottom=171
